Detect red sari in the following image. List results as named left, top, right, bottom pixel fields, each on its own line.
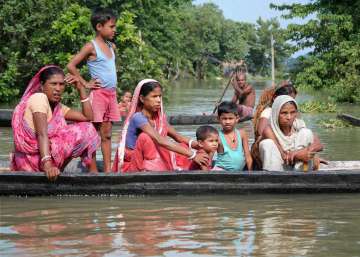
left=112, top=79, right=190, bottom=172
left=10, top=66, right=100, bottom=172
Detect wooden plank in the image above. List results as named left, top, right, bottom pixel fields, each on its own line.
left=0, top=109, right=252, bottom=127
left=1, top=160, right=360, bottom=196
left=1, top=169, right=360, bottom=196
left=337, top=113, right=360, bottom=126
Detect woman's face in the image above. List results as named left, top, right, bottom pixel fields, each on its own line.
left=278, top=102, right=297, bottom=129
left=140, top=86, right=162, bottom=113
left=42, top=74, right=65, bottom=103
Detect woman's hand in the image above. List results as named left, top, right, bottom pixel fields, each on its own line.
left=282, top=151, right=296, bottom=165
left=193, top=152, right=209, bottom=167
left=42, top=161, right=60, bottom=182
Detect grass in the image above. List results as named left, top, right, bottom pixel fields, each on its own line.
left=299, top=101, right=337, bottom=113
left=318, top=118, right=353, bottom=129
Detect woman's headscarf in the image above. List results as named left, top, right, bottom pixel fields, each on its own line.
left=12, top=65, right=60, bottom=153
left=270, top=95, right=304, bottom=151
left=112, top=79, right=175, bottom=172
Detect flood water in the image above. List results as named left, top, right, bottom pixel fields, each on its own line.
left=1, top=195, right=360, bottom=256
left=1, top=79, right=360, bottom=256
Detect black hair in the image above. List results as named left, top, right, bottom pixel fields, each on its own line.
left=217, top=101, right=238, bottom=117
left=139, top=81, right=162, bottom=97
left=274, top=82, right=297, bottom=98
left=196, top=125, right=218, bottom=141
left=40, top=67, right=64, bottom=84
left=91, top=8, right=117, bottom=31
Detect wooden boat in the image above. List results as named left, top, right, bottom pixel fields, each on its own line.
left=338, top=113, right=360, bottom=127
left=0, top=109, right=251, bottom=127
left=1, top=160, right=360, bottom=196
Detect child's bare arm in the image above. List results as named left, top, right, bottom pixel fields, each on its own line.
left=239, top=129, right=253, bottom=171
left=67, top=43, right=101, bottom=89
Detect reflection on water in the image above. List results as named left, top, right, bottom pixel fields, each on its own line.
left=1, top=195, right=360, bottom=256
left=0, top=79, right=359, bottom=161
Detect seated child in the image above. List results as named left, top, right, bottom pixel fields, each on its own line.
left=118, top=90, right=132, bottom=120
left=214, top=101, right=253, bottom=171
left=189, top=125, right=219, bottom=171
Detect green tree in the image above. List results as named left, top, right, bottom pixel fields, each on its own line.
left=272, top=0, right=360, bottom=103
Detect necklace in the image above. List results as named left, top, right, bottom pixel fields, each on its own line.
left=225, top=131, right=236, bottom=144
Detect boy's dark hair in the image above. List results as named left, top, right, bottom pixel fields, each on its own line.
left=91, top=8, right=117, bottom=30
left=217, top=101, right=238, bottom=117
left=196, top=125, right=218, bottom=141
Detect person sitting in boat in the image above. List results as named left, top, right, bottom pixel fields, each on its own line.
left=253, top=81, right=298, bottom=139
left=259, top=95, right=323, bottom=171
left=112, top=79, right=209, bottom=172
left=231, top=71, right=255, bottom=119
left=251, top=81, right=324, bottom=169
left=214, top=101, right=253, bottom=171
left=10, top=66, right=100, bottom=181
left=118, top=90, right=132, bottom=120
left=189, top=125, right=219, bottom=171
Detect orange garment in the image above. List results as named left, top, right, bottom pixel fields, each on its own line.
left=24, top=93, right=70, bottom=130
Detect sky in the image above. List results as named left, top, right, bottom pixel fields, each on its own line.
left=193, top=0, right=313, bottom=56
left=193, top=0, right=311, bottom=27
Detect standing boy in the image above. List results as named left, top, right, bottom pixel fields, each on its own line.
left=67, top=8, right=120, bottom=172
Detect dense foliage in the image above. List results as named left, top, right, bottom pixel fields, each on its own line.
left=1, top=0, right=290, bottom=104
left=272, top=0, right=360, bottom=103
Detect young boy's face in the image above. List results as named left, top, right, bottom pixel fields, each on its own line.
left=97, top=18, right=117, bottom=40
left=122, top=92, right=132, bottom=103
left=199, top=133, right=219, bottom=154
left=218, top=112, right=239, bottom=132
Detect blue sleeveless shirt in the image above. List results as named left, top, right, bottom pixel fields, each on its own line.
left=215, top=130, right=246, bottom=171
left=87, top=40, right=117, bottom=90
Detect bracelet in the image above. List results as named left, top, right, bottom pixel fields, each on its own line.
left=41, top=155, right=52, bottom=163
left=188, top=139, right=195, bottom=149
left=80, top=97, right=90, bottom=103
left=188, top=150, right=196, bottom=160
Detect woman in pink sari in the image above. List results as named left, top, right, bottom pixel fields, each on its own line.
left=11, top=66, right=100, bottom=181
left=112, top=79, right=208, bottom=172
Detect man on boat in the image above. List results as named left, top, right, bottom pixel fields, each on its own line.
left=231, top=71, right=255, bottom=119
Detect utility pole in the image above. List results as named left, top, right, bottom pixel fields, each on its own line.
left=271, top=34, right=275, bottom=86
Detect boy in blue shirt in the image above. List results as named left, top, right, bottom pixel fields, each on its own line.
left=215, top=101, right=253, bottom=171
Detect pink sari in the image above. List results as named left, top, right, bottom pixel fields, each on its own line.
left=112, top=79, right=188, bottom=172
left=10, top=65, right=100, bottom=172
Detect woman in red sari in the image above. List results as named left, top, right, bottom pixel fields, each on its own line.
left=112, top=79, right=208, bottom=172
left=11, top=66, right=100, bottom=181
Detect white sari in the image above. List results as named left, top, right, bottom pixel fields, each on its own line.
left=260, top=95, right=313, bottom=171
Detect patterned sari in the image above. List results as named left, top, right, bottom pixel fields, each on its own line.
left=10, top=65, right=100, bottom=172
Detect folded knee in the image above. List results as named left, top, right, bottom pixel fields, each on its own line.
left=259, top=139, right=276, bottom=151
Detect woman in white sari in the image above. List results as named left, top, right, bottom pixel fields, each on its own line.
left=259, top=95, right=323, bottom=171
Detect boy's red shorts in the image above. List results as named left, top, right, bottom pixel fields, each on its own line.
left=90, top=88, right=120, bottom=123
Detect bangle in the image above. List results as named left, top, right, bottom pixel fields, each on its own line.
left=188, top=139, right=195, bottom=149
left=41, top=155, right=52, bottom=163
left=188, top=150, right=196, bottom=160
left=80, top=97, right=89, bottom=103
